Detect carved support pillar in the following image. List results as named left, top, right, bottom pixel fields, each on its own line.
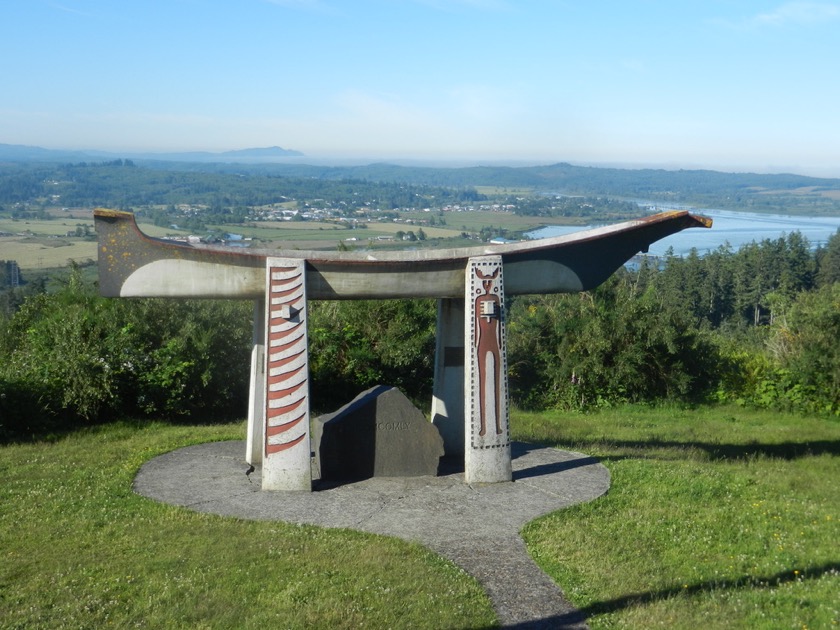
left=262, top=258, right=312, bottom=491
left=464, top=256, right=512, bottom=484
left=432, top=298, right=465, bottom=456
left=245, top=298, right=266, bottom=465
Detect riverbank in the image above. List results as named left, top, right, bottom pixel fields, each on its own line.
left=527, top=208, right=840, bottom=256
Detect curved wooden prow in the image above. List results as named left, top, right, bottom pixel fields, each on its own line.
left=94, top=208, right=711, bottom=299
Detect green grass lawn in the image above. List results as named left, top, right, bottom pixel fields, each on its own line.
left=0, top=422, right=495, bottom=629
left=515, top=405, right=840, bottom=629
left=2, top=406, right=837, bottom=629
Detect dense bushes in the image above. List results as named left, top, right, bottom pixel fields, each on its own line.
left=648, top=230, right=840, bottom=415
left=307, top=299, right=437, bottom=411
left=507, top=272, right=719, bottom=410
left=2, top=229, right=839, bottom=441
left=0, top=272, right=439, bottom=438
left=734, top=283, right=840, bottom=414
left=0, top=268, right=252, bottom=438
left=507, top=230, right=840, bottom=414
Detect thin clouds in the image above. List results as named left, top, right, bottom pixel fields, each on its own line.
left=748, top=2, right=840, bottom=26
left=314, top=87, right=523, bottom=155
left=335, top=85, right=520, bottom=131
left=410, top=0, right=511, bottom=12
left=263, top=0, right=338, bottom=14
left=263, top=0, right=320, bottom=7
left=328, top=89, right=444, bottom=147
left=448, top=84, right=524, bottom=124
left=619, top=58, right=647, bottom=74
left=47, top=3, right=96, bottom=17
left=335, top=89, right=427, bottom=125
left=752, top=2, right=840, bottom=26
left=710, top=2, right=840, bottom=30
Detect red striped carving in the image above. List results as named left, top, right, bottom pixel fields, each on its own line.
left=269, top=284, right=303, bottom=299
left=266, top=379, right=307, bottom=401
left=266, top=413, right=306, bottom=436
left=265, top=433, right=306, bottom=454
left=267, top=364, right=306, bottom=386
left=270, top=334, right=307, bottom=355
left=267, top=398, right=307, bottom=418
left=268, top=326, right=305, bottom=342
left=267, top=348, right=307, bottom=370
left=264, top=261, right=309, bottom=458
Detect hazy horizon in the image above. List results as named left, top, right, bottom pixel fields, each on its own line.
left=8, top=142, right=839, bottom=179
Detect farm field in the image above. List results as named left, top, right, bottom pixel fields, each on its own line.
left=0, top=217, right=94, bottom=237
left=400, top=209, right=586, bottom=233
left=0, top=237, right=98, bottom=269
left=219, top=212, right=572, bottom=241
left=3, top=209, right=594, bottom=269
left=211, top=221, right=391, bottom=242
left=474, top=185, right=534, bottom=196
left=219, top=212, right=588, bottom=252
left=0, top=218, right=193, bottom=269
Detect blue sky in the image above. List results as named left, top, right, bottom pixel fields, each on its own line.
left=2, top=0, right=839, bottom=175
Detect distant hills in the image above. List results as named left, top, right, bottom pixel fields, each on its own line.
left=2, top=142, right=839, bottom=215
left=0, top=143, right=303, bottom=163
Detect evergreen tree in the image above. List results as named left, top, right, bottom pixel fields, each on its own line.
left=816, top=228, right=840, bottom=286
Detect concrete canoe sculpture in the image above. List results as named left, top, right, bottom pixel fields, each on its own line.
left=95, top=208, right=711, bottom=490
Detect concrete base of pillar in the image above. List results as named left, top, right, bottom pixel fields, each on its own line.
left=262, top=463, right=313, bottom=492
left=465, top=444, right=512, bottom=484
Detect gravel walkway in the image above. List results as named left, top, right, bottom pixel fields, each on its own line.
left=134, top=440, right=610, bottom=628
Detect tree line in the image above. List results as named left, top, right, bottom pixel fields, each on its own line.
left=0, top=161, right=486, bottom=216
left=1, top=229, right=839, bottom=440
left=4, top=158, right=840, bottom=218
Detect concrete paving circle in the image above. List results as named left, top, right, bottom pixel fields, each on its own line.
left=134, top=440, right=610, bottom=629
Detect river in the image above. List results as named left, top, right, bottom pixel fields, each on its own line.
left=525, top=209, right=840, bottom=256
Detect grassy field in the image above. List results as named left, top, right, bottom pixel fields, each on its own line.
left=400, top=210, right=586, bottom=234
left=0, top=216, right=192, bottom=241
left=0, top=218, right=194, bottom=269
left=514, top=405, right=840, bottom=629
left=217, top=214, right=561, bottom=243
left=215, top=221, right=365, bottom=241
left=0, top=421, right=496, bottom=629
left=474, top=186, right=533, bottom=196
left=2, top=407, right=836, bottom=628
left=210, top=220, right=456, bottom=243
left=207, top=214, right=572, bottom=252
left=0, top=218, right=95, bottom=236
left=2, top=210, right=591, bottom=269
left=0, top=237, right=98, bottom=270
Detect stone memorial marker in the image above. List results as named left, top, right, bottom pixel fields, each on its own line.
left=314, top=385, right=445, bottom=481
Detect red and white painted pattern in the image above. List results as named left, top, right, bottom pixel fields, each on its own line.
left=264, top=260, right=309, bottom=458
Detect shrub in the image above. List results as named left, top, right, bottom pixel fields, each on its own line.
left=0, top=269, right=252, bottom=435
